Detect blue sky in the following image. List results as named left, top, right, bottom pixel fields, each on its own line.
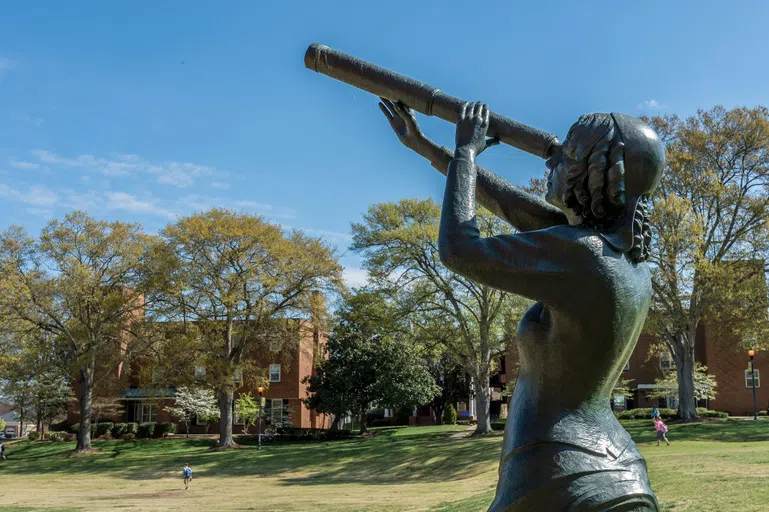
left=2, top=1, right=769, bottom=287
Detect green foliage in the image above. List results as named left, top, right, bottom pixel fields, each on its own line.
left=121, top=433, right=136, bottom=441
left=648, top=362, right=718, bottom=401
left=125, top=423, right=138, bottom=435
left=644, top=107, right=769, bottom=418
left=612, top=376, right=635, bottom=399
left=27, top=431, right=40, bottom=441
left=111, top=423, right=128, bottom=438
left=0, top=418, right=5, bottom=432
left=137, top=423, right=155, bottom=439
left=350, top=199, right=528, bottom=433
left=95, top=422, right=113, bottom=438
left=304, top=289, right=439, bottom=433
left=235, top=393, right=262, bottom=435
left=443, top=404, right=457, bottom=425
left=697, top=408, right=729, bottom=418
left=159, top=208, right=343, bottom=446
left=156, top=422, right=176, bottom=437
left=616, top=408, right=678, bottom=420
left=47, top=431, right=67, bottom=442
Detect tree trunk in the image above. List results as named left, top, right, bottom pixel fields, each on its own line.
left=184, top=419, right=190, bottom=438
left=359, top=411, right=367, bottom=435
left=75, top=365, right=94, bottom=452
left=473, top=368, right=492, bottom=434
left=330, top=415, right=340, bottom=431
left=673, top=336, right=698, bottom=421
left=217, top=388, right=236, bottom=448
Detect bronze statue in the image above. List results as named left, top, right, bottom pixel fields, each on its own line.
left=305, top=44, right=665, bottom=511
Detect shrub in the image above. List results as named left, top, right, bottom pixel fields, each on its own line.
left=122, top=433, right=136, bottom=441
left=616, top=408, right=677, bottom=420
left=48, top=431, right=67, bottom=442
left=138, top=423, right=155, bottom=439
left=27, top=431, right=41, bottom=441
left=95, top=422, right=114, bottom=438
left=70, top=423, right=80, bottom=434
left=156, top=422, right=176, bottom=438
left=64, top=433, right=77, bottom=442
left=111, top=423, right=128, bottom=438
left=125, top=422, right=139, bottom=435
left=443, top=404, right=457, bottom=425
left=696, top=408, right=729, bottom=418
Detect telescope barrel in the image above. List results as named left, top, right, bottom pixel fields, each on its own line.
left=304, top=43, right=559, bottom=159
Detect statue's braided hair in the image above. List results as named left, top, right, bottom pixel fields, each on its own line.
left=561, top=114, right=650, bottom=263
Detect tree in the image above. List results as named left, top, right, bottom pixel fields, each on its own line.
left=0, top=211, right=163, bottom=451
left=160, top=209, right=342, bottom=447
left=644, top=107, right=769, bottom=420
left=0, top=418, right=5, bottom=433
left=304, top=290, right=440, bottom=434
left=31, top=372, right=73, bottom=439
left=647, top=362, right=718, bottom=403
left=164, top=386, right=219, bottom=437
left=351, top=199, right=528, bottom=434
left=234, top=392, right=261, bottom=435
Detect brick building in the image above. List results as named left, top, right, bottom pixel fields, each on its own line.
left=504, top=327, right=769, bottom=416
left=66, top=319, right=330, bottom=432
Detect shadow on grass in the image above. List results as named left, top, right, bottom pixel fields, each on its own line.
left=0, top=427, right=503, bottom=487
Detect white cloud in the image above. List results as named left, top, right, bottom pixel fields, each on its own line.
left=0, top=184, right=58, bottom=207
left=211, top=181, right=231, bottom=190
left=636, top=99, right=668, bottom=111
left=24, top=207, right=52, bottom=217
left=30, top=150, right=220, bottom=187
left=9, top=160, right=41, bottom=170
left=105, top=191, right=177, bottom=219
left=342, top=267, right=369, bottom=288
left=299, top=227, right=353, bottom=242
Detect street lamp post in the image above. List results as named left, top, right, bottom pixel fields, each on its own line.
left=257, top=386, right=264, bottom=451
left=749, top=350, right=758, bottom=421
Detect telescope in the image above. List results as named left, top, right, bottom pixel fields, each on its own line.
left=304, top=43, right=560, bottom=160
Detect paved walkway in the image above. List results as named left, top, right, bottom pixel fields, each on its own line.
left=448, top=425, right=477, bottom=440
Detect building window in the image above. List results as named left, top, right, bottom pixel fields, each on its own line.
left=666, top=395, right=678, bottom=409
left=196, top=415, right=208, bottom=426
left=270, top=398, right=285, bottom=426
left=135, top=403, right=157, bottom=423
left=194, top=366, right=207, bottom=380
left=233, top=401, right=243, bottom=425
left=624, top=361, right=631, bottom=371
left=613, top=396, right=626, bottom=410
left=746, top=369, right=761, bottom=388
left=269, top=364, right=281, bottom=383
left=233, top=368, right=243, bottom=385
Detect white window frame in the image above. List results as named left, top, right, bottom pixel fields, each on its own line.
left=270, top=399, right=284, bottom=426
left=269, top=364, right=281, bottom=383
left=233, top=368, right=243, bottom=385
left=196, top=415, right=208, bottom=426
left=233, top=401, right=244, bottom=425
left=136, top=403, right=157, bottom=424
left=624, top=361, right=631, bottom=371
left=194, top=366, right=207, bottom=380
left=613, top=395, right=626, bottom=410
left=746, top=368, right=761, bottom=388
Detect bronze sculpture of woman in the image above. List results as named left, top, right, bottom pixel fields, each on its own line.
left=379, top=99, right=664, bottom=511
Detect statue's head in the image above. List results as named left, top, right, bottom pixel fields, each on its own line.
left=545, top=113, right=664, bottom=262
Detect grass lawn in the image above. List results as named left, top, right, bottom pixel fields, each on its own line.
left=1, top=420, right=769, bottom=511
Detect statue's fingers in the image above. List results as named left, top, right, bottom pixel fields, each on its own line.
left=460, top=102, right=469, bottom=120
left=378, top=102, right=395, bottom=121
left=482, top=104, right=490, bottom=126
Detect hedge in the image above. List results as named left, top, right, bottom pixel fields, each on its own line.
left=137, top=423, right=155, bottom=439
left=156, top=422, right=176, bottom=438
left=443, top=404, right=457, bottom=425
left=111, top=423, right=128, bottom=438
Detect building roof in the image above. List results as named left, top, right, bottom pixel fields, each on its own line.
left=121, top=387, right=176, bottom=399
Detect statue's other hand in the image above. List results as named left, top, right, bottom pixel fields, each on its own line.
left=456, top=102, right=499, bottom=156
left=378, top=98, right=425, bottom=150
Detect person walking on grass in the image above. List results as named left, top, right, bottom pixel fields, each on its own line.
left=182, top=462, right=193, bottom=489
left=0, top=442, right=6, bottom=460
left=654, top=416, right=670, bottom=446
